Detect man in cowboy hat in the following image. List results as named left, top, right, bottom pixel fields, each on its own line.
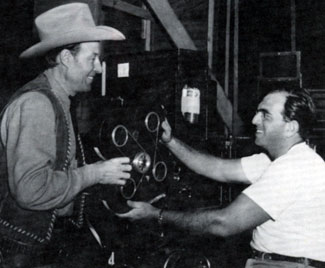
left=0, top=3, right=131, bottom=267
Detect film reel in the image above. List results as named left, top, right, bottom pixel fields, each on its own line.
left=97, top=110, right=170, bottom=213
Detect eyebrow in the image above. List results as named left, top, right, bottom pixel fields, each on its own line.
left=256, top=108, right=270, bottom=115
left=89, top=52, right=100, bottom=60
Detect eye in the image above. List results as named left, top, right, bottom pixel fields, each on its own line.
left=263, top=113, right=272, bottom=121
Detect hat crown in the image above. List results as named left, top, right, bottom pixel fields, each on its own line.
left=35, top=3, right=96, bottom=41
left=20, top=2, right=125, bottom=58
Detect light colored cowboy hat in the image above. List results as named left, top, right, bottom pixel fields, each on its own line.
left=20, top=2, right=125, bottom=58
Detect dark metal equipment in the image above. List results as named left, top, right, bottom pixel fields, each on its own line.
left=76, top=49, right=249, bottom=268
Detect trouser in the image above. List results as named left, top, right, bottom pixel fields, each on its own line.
left=245, top=258, right=316, bottom=268
left=0, top=252, right=33, bottom=268
left=0, top=236, right=58, bottom=268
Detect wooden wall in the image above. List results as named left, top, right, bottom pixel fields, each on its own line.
left=0, top=0, right=34, bottom=108
left=2, top=0, right=325, bottom=132
left=103, top=0, right=211, bottom=54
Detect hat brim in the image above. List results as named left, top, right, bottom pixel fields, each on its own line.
left=20, top=26, right=125, bottom=58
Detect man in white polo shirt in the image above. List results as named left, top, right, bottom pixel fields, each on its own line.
left=119, top=87, right=325, bottom=268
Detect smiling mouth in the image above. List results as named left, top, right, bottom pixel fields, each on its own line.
left=255, top=129, right=263, bottom=135
left=87, top=77, right=94, bottom=84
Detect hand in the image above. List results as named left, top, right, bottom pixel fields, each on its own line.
left=95, top=157, right=131, bottom=185
left=116, top=200, right=159, bottom=221
left=160, top=119, right=172, bottom=144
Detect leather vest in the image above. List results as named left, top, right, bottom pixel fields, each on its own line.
left=0, top=74, right=77, bottom=249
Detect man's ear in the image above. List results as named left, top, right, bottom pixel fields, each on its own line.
left=285, top=120, right=299, bottom=137
left=58, top=49, right=72, bottom=67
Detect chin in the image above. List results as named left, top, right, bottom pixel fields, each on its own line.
left=254, top=138, right=263, bottom=147
left=81, top=86, right=92, bottom=92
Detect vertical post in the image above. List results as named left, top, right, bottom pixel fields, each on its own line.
left=89, top=0, right=101, bottom=24
left=101, top=61, right=106, bottom=96
left=142, top=4, right=151, bottom=51
left=88, top=0, right=105, bottom=59
left=233, top=0, right=239, bottom=136
left=224, top=0, right=231, bottom=96
left=290, top=0, right=296, bottom=52
left=207, top=0, right=215, bottom=70
left=214, top=0, right=220, bottom=63
left=207, top=0, right=215, bottom=140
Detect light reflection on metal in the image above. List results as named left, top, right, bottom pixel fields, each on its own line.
left=145, top=111, right=160, bottom=132
left=152, top=161, right=167, bottom=182
left=112, top=125, right=129, bottom=147
left=163, top=250, right=211, bottom=268
left=132, top=152, right=151, bottom=174
left=120, top=178, right=137, bottom=199
left=99, top=111, right=169, bottom=200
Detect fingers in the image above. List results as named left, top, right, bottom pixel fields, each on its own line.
left=163, top=118, right=170, bottom=124
left=115, top=201, right=140, bottom=218
left=161, top=119, right=172, bottom=144
left=108, top=157, right=132, bottom=172
left=112, top=177, right=129, bottom=186
left=115, top=201, right=150, bottom=220
left=126, top=200, right=140, bottom=208
left=96, top=157, right=132, bottom=185
left=111, top=157, right=131, bottom=165
left=117, top=201, right=160, bottom=221
left=161, top=119, right=171, bottom=130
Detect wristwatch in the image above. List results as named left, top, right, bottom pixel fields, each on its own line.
left=158, top=208, right=164, bottom=226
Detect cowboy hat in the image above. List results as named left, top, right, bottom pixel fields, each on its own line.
left=20, top=2, right=125, bottom=58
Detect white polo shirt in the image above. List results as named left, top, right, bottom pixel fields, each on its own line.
left=241, top=143, right=325, bottom=261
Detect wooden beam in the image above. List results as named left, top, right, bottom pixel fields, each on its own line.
left=224, top=0, right=231, bottom=96
left=210, top=73, right=243, bottom=135
left=102, top=0, right=153, bottom=20
left=89, top=0, right=102, bottom=24
left=233, top=0, right=239, bottom=135
left=145, top=0, right=197, bottom=50
left=141, top=4, right=151, bottom=51
left=290, top=0, right=296, bottom=51
left=207, top=0, right=215, bottom=70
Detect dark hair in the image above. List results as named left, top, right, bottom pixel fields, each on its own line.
left=270, top=88, right=316, bottom=140
left=43, top=43, right=81, bottom=68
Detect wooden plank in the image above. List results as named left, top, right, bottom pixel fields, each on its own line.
left=224, top=0, right=231, bottom=96
left=141, top=4, right=151, bottom=51
left=210, top=73, right=243, bottom=135
left=290, top=0, right=296, bottom=52
left=102, top=0, right=153, bottom=20
left=145, top=0, right=197, bottom=50
left=233, top=0, right=239, bottom=135
left=207, top=0, right=215, bottom=69
left=89, top=0, right=101, bottom=24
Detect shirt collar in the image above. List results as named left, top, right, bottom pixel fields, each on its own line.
left=44, top=70, right=71, bottom=109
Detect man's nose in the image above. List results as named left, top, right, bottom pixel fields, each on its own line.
left=252, top=113, right=260, bottom=125
left=94, top=59, right=102, bottom=74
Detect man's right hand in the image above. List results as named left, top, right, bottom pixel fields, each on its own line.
left=95, top=157, right=131, bottom=185
left=161, top=119, right=173, bottom=144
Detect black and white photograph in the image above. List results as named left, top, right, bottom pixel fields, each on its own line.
left=0, top=0, right=325, bottom=267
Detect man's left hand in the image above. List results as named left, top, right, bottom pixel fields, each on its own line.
left=116, top=200, right=159, bottom=221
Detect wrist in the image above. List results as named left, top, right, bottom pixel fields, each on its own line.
left=157, top=208, right=164, bottom=226
left=162, top=136, right=173, bottom=145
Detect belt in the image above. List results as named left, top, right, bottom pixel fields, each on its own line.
left=252, top=249, right=325, bottom=268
